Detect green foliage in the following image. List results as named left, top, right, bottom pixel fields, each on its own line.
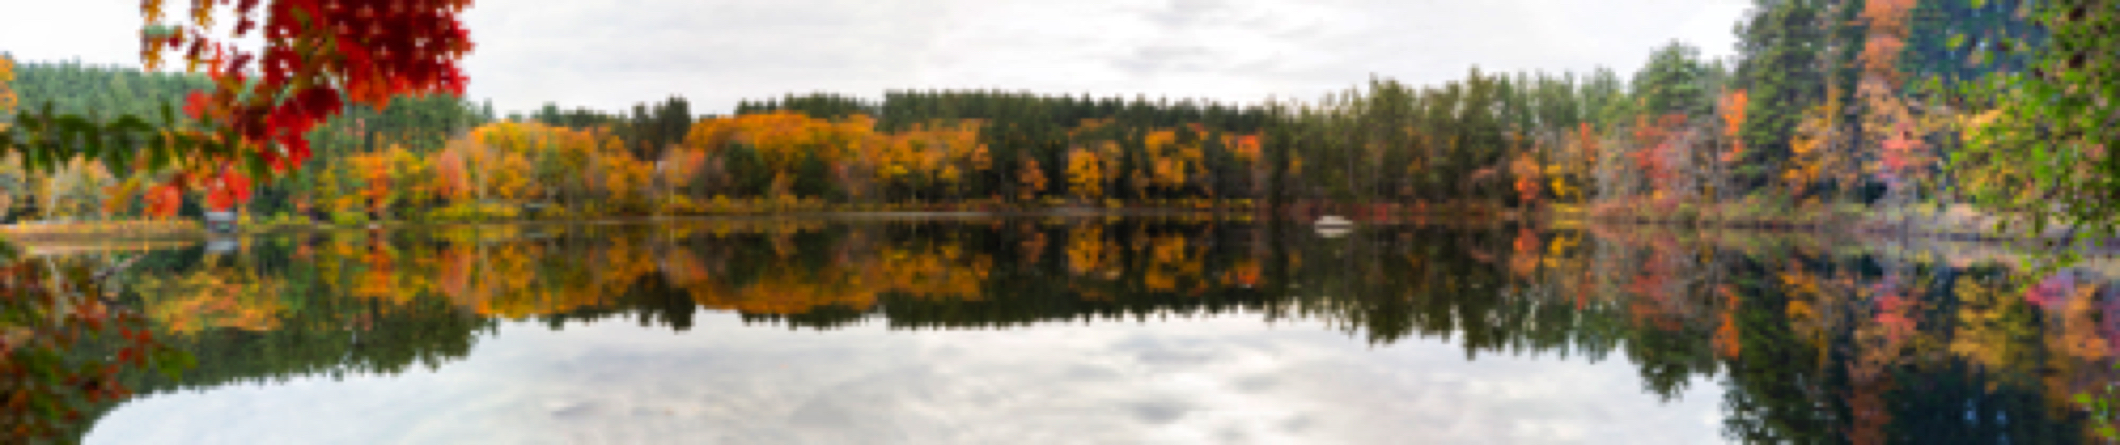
left=1, top=59, right=212, bottom=127
left=330, top=211, right=368, bottom=226
left=1633, top=41, right=1715, bottom=118
left=2, top=102, right=247, bottom=180
left=1901, top=0, right=2043, bottom=92
left=528, top=96, right=692, bottom=161
left=1952, top=0, right=2116, bottom=256
left=2080, top=362, right=2120, bottom=440
left=738, top=92, right=874, bottom=121
left=1736, top=0, right=1827, bottom=190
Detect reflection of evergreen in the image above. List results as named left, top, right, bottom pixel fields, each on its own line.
left=742, top=305, right=870, bottom=330
left=1889, top=360, right=2087, bottom=444
left=1720, top=256, right=1843, bottom=444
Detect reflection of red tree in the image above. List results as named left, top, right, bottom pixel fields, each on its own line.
left=2025, top=272, right=2075, bottom=310
left=1870, top=274, right=1919, bottom=343
left=1713, top=285, right=1742, bottom=359
left=1626, top=250, right=1685, bottom=332
left=436, top=248, right=475, bottom=306
left=202, top=167, right=253, bottom=212
left=1509, top=229, right=1541, bottom=279
left=1849, top=272, right=1917, bottom=445
left=1844, top=354, right=1895, bottom=445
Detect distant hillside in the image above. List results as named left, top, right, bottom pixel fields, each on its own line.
left=3, top=56, right=212, bottom=123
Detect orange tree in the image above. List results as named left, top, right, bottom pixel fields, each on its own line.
left=0, top=0, right=477, bottom=440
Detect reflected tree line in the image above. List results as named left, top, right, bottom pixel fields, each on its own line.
left=73, top=220, right=2120, bottom=443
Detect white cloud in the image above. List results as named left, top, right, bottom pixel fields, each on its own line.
left=3, top=0, right=1754, bottom=115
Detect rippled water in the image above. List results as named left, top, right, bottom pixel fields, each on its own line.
left=68, top=218, right=2117, bottom=444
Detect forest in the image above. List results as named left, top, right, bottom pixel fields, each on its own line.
left=0, top=0, right=2056, bottom=228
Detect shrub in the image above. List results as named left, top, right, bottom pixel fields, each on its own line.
left=331, top=211, right=368, bottom=226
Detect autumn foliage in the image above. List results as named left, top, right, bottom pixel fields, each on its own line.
left=1719, top=90, right=1747, bottom=163
left=200, top=166, right=252, bottom=212
left=115, top=0, right=477, bottom=228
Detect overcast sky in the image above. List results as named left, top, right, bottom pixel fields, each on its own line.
left=4, top=0, right=1752, bottom=115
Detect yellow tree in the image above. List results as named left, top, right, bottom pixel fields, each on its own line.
left=349, top=152, right=392, bottom=215
left=1067, top=148, right=1104, bottom=200
left=1784, top=105, right=1833, bottom=200
left=1018, top=159, right=1047, bottom=201
left=384, top=144, right=430, bottom=212
left=491, top=150, right=533, bottom=201
left=597, top=150, right=652, bottom=210
left=0, top=55, right=14, bottom=131
left=1142, top=129, right=1191, bottom=194
left=315, top=163, right=349, bottom=216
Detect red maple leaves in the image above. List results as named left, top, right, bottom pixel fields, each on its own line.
left=203, top=166, right=254, bottom=212
left=152, top=0, right=475, bottom=172
left=1629, top=114, right=1690, bottom=199
left=144, top=184, right=183, bottom=218
left=138, top=0, right=474, bottom=216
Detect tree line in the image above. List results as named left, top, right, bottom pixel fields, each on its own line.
left=0, top=0, right=2062, bottom=224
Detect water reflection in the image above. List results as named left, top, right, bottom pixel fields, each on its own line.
left=75, top=218, right=2118, bottom=443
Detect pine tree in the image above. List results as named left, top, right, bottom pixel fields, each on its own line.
left=1735, top=0, right=1828, bottom=194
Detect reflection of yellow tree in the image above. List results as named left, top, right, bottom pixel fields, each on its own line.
left=872, top=245, right=991, bottom=301
left=1143, top=235, right=1205, bottom=294
left=134, top=259, right=285, bottom=334
left=689, top=265, right=879, bottom=315
left=463, top=240, right=658, bottom=318
left=350, top=234, right=417, bottom=306
left=2054, top=286, right=2113, bottom=362
left=1948, top=275, right=2041, bottom=374
left=1066, top=224, right=1120, bottom=292
left=1779, top=266, right=1828, bottom=350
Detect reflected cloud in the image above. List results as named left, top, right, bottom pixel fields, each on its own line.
left=90, top=314, right=1727, bottom=445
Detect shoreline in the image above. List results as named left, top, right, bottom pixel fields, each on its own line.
left=0, top=203, right=2095, bottom=255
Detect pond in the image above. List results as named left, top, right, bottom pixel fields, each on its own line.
left=68, top=218, right=2117, bottom=444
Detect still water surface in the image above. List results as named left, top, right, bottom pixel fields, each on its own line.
left=74, top=218, right=2114, bottom=444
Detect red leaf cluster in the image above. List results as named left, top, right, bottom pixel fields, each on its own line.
left=149, top=0, right=475, bottom=172
left=203, top=166, right=255, bottom=212
left=1628, top=114, right=1689, bottom=197
left=144, top=184, right=184, bottom=218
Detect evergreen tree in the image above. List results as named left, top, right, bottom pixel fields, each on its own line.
left=1735, top=0, right=1828, bottom=193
